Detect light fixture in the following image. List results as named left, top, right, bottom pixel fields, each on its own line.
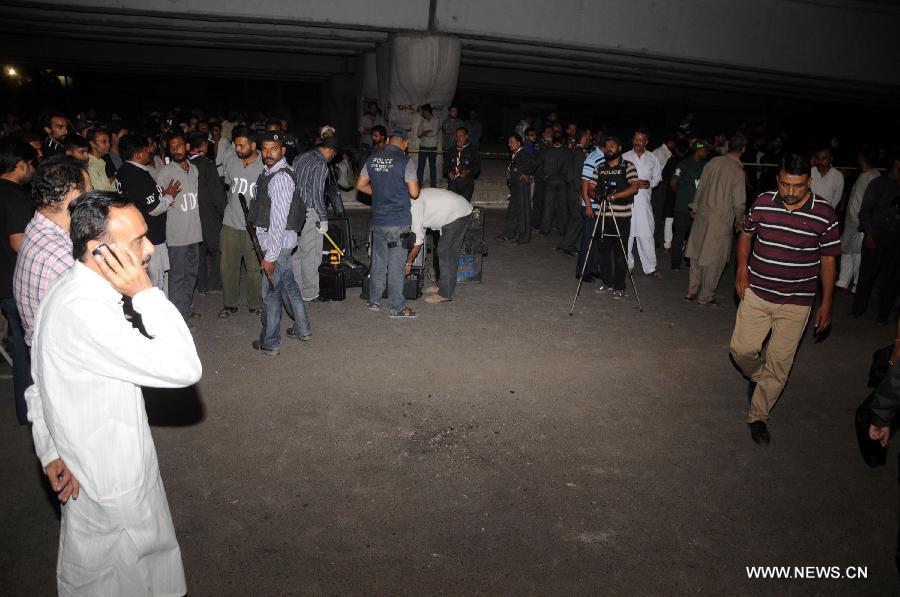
left=4, top=65, right=18, bottom=78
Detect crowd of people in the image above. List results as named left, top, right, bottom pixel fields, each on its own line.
left=2, top=102, right=900, bottom=594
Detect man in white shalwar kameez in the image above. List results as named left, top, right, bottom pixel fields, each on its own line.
left=26, top=190, right=202, bottom=597
left=622, top=130, right=662, bottom=277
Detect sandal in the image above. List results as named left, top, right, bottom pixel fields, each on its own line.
left=218, top=307, right=238, bottom=318
left=389, top=307, right=418, bottom=319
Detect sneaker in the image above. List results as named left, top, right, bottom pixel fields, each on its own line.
left=252, top=340, right=279, bottom=356
left=593, top=284, right=610, bottom=294
left=390, top=307, right=418, bottom=319
left=368, top=303, right=381, bottom=313
left=612, top=289, right=625, bottom=299
left=749, top=421, right=770, bottom=445
left=286, top=327, right=312, bottom=342
left=645, top=270, right=662, bottom=279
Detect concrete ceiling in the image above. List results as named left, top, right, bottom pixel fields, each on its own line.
left=2, top=0, right=899, bottom=105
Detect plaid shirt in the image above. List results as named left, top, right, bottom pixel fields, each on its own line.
left=14, top=212, right=74, bottom=345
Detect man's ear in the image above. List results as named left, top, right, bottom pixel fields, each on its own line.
left=85, top=239, right=102, bottom=260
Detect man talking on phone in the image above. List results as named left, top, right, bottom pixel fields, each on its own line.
left=729, top=154, right=840, bottom=446
left=26, top=190, right=201, bottom=596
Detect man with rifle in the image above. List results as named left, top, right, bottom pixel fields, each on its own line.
left=248, top=132, right=311, bottom=355
left=219, top=127, right=264, bottom=318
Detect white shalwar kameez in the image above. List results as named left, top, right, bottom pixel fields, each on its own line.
left=26, top=262, right=202, bottom=596
left=622, top=149, right=661, bottom=273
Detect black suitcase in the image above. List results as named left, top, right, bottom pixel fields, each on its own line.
left=318, top=264, right=346, bottom=301
left=321, top=217, right=355, bottom=264
left=462, top=207, right=488, bottom=256
left=342, top=260, right=369, bottom=288
left=360, top=271, right=423, bottom=301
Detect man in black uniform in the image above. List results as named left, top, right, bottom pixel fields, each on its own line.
left=586, top=136, right=640, bottom=298
left=536, top=134, right=570, bottom=236
left=499, top=134, right=537, bottom=244
left=115, top=134, right=179, bottom=289
left=188, top=132, right=227, bottom=294
left=0, top=138, right=36, bottom=424
left=557, top=130, right=592, bottom=255
left=446, top=127, right=480, bottom=201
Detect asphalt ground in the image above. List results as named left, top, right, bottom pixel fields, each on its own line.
left=1, top=209, right=897, bottom=596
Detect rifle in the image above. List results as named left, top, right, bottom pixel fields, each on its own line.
left=238, top=192, right=274, bottom=290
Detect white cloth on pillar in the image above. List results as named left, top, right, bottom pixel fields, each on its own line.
left=622, top=149, right=661, bottom=272
left=376, top=35, right=460, bottom=132
left=26, top=262, right=201, bottom=596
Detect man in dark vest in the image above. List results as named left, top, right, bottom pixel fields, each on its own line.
left=188, top=132, right=226, bottom=295
left=356, top=127, right=421, bottom=319
left=446, top=127, right=480, bottom=202
left=249, top=132, right=311, bottom=355
left=498, top=133, right=537, bottom=244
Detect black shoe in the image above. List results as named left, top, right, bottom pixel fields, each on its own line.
left=252, top=340, right=279, bottom=356
left=747, top=380, right=758, bottom=405
left=248, top=307, right=262, bottom=316
left=286, top=327, right=312, bottom=342
left=749, top=421, right=770, bottom=445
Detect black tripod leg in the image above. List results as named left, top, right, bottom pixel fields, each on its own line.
left=569, top=210, right=604, bottom=316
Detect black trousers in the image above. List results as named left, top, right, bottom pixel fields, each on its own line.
left=198, top=203, right=222, bottom=291
left=503, top=180, right=531, bottom=243
left=853, top=231, right=900, bottom=321
left=558, top=183, right=583, bottom=252
left=448, top=178, right=475, bottom=201
left=670, top=210, right=692, bottom=268
left=531, top=178, right=545, bottom=228
left=540, top=176, right=568, bottom=235
left=597, top=216, right=631, bottom=290
left=651, top=184, right=667, bottom=245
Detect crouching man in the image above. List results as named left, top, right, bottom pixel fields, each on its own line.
left=407, top=188, right=473, bottom=304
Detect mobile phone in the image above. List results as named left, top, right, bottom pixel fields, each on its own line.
left=91, top=243, right=123, bottom=266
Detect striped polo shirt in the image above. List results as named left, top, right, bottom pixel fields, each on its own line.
left=592, top=159, right=638, bottom=219
left=742, top=191, right=841, bottom=306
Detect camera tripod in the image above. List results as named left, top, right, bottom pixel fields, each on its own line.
left=569, top=195, right=644, bottom=315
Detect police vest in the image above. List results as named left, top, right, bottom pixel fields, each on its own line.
left=248, top=166, right=307, bottom=232
left=368, top=146, right=413, bottom=227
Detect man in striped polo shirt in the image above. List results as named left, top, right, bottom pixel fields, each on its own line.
left=730, top=154, right=840, bottom=445
left=588, top=136, right=640, bottom=298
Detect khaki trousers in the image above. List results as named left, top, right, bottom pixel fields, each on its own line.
left=688, top=252, right=729, bottom=302
left=729, top=288, right=810, bottom=423
left=219, top=225, right=262, bottom=310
